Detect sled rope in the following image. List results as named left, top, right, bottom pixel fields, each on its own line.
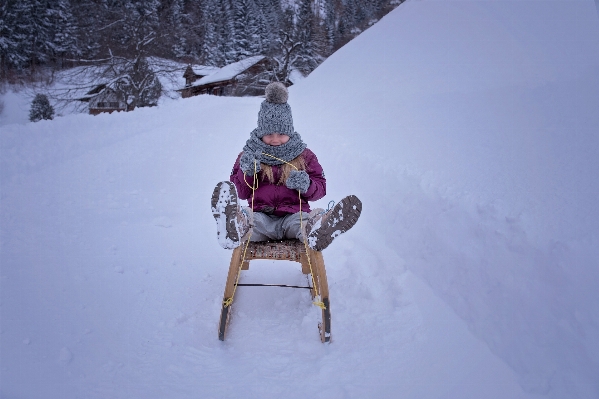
left=319, top=200, right=335, bottom=216
left=261, top=152, right=326, bottom=310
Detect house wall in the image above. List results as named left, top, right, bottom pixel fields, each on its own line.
left=89, top=90, right=127, bottom=114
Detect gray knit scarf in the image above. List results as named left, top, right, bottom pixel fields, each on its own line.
left=243, top=128, right=307, bottom=166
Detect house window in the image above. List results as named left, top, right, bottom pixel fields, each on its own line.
left=96, top=102, right=120, bottom=108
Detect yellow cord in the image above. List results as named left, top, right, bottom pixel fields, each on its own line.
left=223, top=161, right=257, bottom=308
left=261, top=153, right=326, bottom=310
left=224, top=153, right=326, bottom=310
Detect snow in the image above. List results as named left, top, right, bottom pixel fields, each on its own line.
left=0, top=89, right=31, bottom=126
left=1, top=1, right=599, bottom=399
left=192, top=55, right=266, bottom=86
left=190, top=65, right=220, bottom=77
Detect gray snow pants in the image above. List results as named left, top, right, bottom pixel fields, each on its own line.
left=250, top=211, right=310, bottom=242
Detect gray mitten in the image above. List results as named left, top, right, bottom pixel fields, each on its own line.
left=239, top=150, right=262, bottom=175
left=285, top=170, right=311, bottom=193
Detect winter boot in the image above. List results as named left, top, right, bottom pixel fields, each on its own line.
left=305, top=195, right=362, bottom=251
left=211, top=181, right=252, bottom=249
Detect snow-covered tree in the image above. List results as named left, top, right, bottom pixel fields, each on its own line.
left=272, top=30, right=303, bottom=84
left=168, top=0, right=189, bottom=59
left=2, top=0, right=81, bottom=71
left=322, top=0, right=338, bottom=56
left=294, top=0, right=319, bottom=74
left=198, top=0, right=219, bottom=65
left=1, top=0, right=403, bottom=83
left=0, top=2, right=19, bottom=77
left=48, top=0, right=79, bottom=67
left=70, top=0, right=104, bottom=60
left=10, top=0, right=55, bottom=70
left=230, top=0, right=261, bottom=62
left=218, top=1, right=236, bottom=65
left=197, top=0, right=235, bottom=66
left=255, top=0, right=282, bottom=54
left=119, top=56, right=163, bottom=108
left=29, top=93, right=54, bottom=121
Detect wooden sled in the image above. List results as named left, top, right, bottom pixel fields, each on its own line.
left=218, top=239, right=331, bottom=343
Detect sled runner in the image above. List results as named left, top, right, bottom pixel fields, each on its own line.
left=218, top=238, right=331, bottom=343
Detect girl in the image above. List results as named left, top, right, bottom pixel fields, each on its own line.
left=211, top=82, right=361, bottom=251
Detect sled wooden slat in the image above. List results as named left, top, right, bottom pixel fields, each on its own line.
left=218, top=239, right=331, bottom=343
left=245, top=240, right=304, bottom=262
left=311, top=251, right=331, bottom=342
left=218, top=245, right=243, bottom=341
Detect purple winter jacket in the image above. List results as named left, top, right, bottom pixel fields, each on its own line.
left=230, top=148, right=326, bottom=216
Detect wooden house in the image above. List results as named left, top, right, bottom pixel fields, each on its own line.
left=178, top=56, right=272, bottom=98
left=183, top=65, right=220, bottom=87
left=79, top=85, right=128, bottom=115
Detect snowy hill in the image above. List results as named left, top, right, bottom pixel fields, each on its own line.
left=2, top=1, right=599, bottom=399
left=291, top=1, right=599, bottom=397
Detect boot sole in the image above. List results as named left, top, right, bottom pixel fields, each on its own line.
left=211, top=181, right=241, bottom=249
left=309, top=195, right=362, bottom=251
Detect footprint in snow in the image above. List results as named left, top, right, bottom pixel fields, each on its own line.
left=153, top=216, right=173, bottom=228
left=58, top=347, right=73, bottom=364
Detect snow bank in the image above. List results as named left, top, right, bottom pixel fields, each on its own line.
left=290, top=1, right=599, bottom=397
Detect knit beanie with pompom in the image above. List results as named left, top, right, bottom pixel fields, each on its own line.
left=255, top=82, right=294, bottom=138
left=242, top=82, right=306, bottom=166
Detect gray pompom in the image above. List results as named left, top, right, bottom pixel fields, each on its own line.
left=265, top=82, right=288, bottom=104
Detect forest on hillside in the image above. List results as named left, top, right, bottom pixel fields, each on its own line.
left=0, top=0, right=402, bottom=83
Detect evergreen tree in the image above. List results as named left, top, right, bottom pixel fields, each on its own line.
left=217, top=0, right=236, bottom=65
left=173, top=0, right=204, bottom=62
left=200, top=0, right=226, bottom=65
left=123, top=0, right=161, bottom=54
left=0, top=2, right=19, bottom=76
left=29, top=93, right=54, bottom=121
left=11, top=0, right=55, bottom=70
left=1, top=0, right=403, bottom=86
left=337, top=0, right=355, bottom=43
left=231, top=0, right=260, bottom=61
left=256, top=0, right=282, bottom=55
left=197, top=0, right=226, bottom=65
left=252, top=7, right=269, bottom=55
left=49, top=0, right=79, bottom=67
left=169, top=0, right=189, bottom=58
left=294, top=0, right=318, bottom=74
left=71, top=0, right=104, bottom=60
left=322, top=0, right=337, bottom=56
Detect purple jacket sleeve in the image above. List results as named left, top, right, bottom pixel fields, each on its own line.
left=302, top=148, right=326, bottom=202
left=230, top=152, right=255, bottom=200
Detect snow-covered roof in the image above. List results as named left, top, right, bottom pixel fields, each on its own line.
left=193, top=56, right=266, bottom=86
left=77, top=84, right=108, bottom=102
left=191, top=65, right=220, bottom=77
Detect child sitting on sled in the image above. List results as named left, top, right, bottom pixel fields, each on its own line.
left=211, top=82, right=361, bottom=251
